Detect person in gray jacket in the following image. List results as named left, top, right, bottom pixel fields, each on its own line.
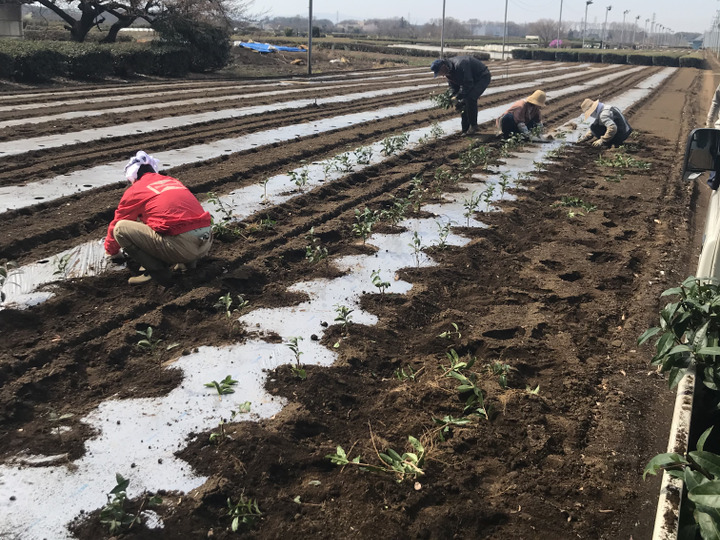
left=577, top=98, right=633, bottom=147
left=706, top=82, right=720, bottom=128
left=431, top=55, right=492, bottom=135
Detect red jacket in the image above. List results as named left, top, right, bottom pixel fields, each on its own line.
left=104, top=172, right=211, bottom=256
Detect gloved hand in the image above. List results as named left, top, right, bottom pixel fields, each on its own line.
left=454, top=98, right=465, bottom=112
left=106, top=250, right=127, bottom=264
left=592, top=139, right=606, bottom=148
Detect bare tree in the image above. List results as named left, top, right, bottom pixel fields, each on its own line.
left=527, top=18, right=558, bottom=46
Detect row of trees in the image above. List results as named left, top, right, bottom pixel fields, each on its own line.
left=16, top=0, right=254, bottom=43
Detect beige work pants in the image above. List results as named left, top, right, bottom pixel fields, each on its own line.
left=113, top=220, right=212, bottom=271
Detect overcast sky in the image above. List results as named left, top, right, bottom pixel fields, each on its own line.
left=250, top=0, right=716, bottom=34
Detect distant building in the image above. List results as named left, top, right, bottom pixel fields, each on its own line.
left=525, top=35, right=540, bottom=41
left=0, top=4, right=22, bottom=38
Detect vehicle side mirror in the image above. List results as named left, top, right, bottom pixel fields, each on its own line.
left=683, top=128, right=720, bottom=182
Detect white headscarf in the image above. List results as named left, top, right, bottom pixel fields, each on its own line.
left=124, top=150, right=160, bottom=183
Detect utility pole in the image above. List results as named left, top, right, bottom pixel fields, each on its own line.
left=582, top=0, right=593, bottom=48
left=601, top=5, right=612, bottom=49
left=440, top=0, right=446, bottom=57
left=620, top=9, right=629, bottom=48
left=307, top=0, right=313, bottom=76
left=556, top=0, right=564, bottom=47
left=501, top=0, right=509, bottom=60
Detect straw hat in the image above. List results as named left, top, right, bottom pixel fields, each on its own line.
left=581, top=98, right=599, bottom=120
left=527, top=90, right=546, bottom=107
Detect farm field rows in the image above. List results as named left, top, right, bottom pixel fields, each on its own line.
left=0, top=59, right=713, bottom=539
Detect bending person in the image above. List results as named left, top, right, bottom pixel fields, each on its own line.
left=497, top=90, right=546, bottom=139
left=577, top=98, right=633, bottom=148
left=104, top=151, right=213, bottom=285
left=706, top=81, right=720, bottom=128
left=431, top=55, right=492, bottom=135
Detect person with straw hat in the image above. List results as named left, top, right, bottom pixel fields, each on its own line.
left=496, top=89, right=548, bottom=139
left=430, top=55, right=492, bottom=136
left=577, top=98, right=633, bottom=148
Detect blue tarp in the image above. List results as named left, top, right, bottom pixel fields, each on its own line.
left=234, top=41, right=306, bottom=53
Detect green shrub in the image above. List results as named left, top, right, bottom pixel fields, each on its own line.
left=54, top=43, right=113, bottom=79
left=0, top=49, right=14, bottom=78
left=627, top=54, right=653, bottom=65
left=679, top=55, right=707, bottom=69
left=151, top=46, right=191, bottom=76
left=578, top=51, right=602, bottom=63
left=556, top=50, right=578, bottom=62
left=4, top=41, right=67, bottom=81
left=531, top=49, right=556, bottom=61
left=601, top=52, right=626, bottom=64
left=652, top=54, right=680, bottom=67
left=511, top=48, right=533, bottom=60
left=153, top=12, right=230, bottom=72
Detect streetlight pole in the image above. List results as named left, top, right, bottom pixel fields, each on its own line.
left=307, top=0, right=313, bottom=76
left=601, top=5, right=612, bottom=49
left=582, top=0, right=593, bottom=48
left=556, top=0, right=564, bottom=47
left=620, top=9, right=629, bottom=48
left=440, top=0, right=446, bottom=57
left=643, top=18, right=649, bottom=46
left=631, top=15, right=639, bottom=48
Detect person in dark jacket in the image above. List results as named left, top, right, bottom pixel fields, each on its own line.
left=577, top=99, right=633, bottom=147
left=104, top=151, right=213, bottom=285
left=431, top=55, right=492, bottom=135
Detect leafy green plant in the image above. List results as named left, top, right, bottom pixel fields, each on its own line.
left=408, top=176, right=425, bottom=213
left=442, top=349, right=489, bottom=419
left=463, top=191, right=482, bottom=226
left=644, top=427, right=720, bottom=539
left=352, top=207, right=378, bottom=244
left=353, top=146, right=373, bottom=165
left=286, top=336, right=306, bottom=380
left=304, top=227, right=328, bottom=264
left=431, top=88, right=454, bottom=110
left=99, top=474, right=161, bottom=534
left=214, top=293, right=249, bottom=318
left=380, top=133, right=410, bottom=156
left=259, top=178, right=270, bottom=202
left=638, top=276, right=720, bottom=390
left=498, top=173, right=511, bottom=199
left=459, top=143, right=490, bottom=174
left=334, top=153, right=354, bottom=173
left=432, top=415, right=473, bottom=441
left=334, top=305, right=354, bottom=335
left=136, top=326, right=162, bottom=353
left=429, top=122, right=445, bottom=139
left=409, top=231, right=423, bottom=268
left=487, top=361, right=514, bottom=389
left=209, top=404, right=251, bottom=444
left=438, top=322, right=461, bottom=340
left=204, top=375, right=238, bottom=396
left=371, top=270, right=390, bottom=295
left=552, top=196, right=597, bottom=215
left=260, top=215, right=276, bottom=229
left=53, top=252, right=73, bottom=277
left=435, top=221, right=452, bottom=250
left=482, top=184, right=495, bottom=211
left=596, top=150, right=651, bottom=169
left=227, top=495, right=262, bottom=531
left=380, top=196, right=410, bottom=228
left=604, top=172, right=625, bottom=183
left=322, top=158, right=336, bottom=181
left=326, top=435, right=425, bottom=482
left=394, top=366, right=417, bottom=381
left=208, top=192, right=242, bottom=240
left=288, top=167, right=309, bottom=190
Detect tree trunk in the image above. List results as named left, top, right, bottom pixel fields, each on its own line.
left=101, top=15, right=136, bottom=43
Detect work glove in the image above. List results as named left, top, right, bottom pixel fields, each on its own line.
left=576, top=131, right=593, bottom=145
left=106, top=250, right=127, bottom=264
left=454, top=98, right=465, bottom=112
left=592, top=139, right=606, bottom=148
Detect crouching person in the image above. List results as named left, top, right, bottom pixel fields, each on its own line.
left=498, top=90, right=547, bottom=139
left=577, top=98, right=633, bottom=148
left=104, top=150, right=213, bottom=285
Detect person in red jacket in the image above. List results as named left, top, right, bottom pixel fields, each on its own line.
left=104, top=150, right=213, bottom=285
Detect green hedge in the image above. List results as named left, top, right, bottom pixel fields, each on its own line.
left=652, top=54, right=680, bottom=67
left=578, top=51, right=602, bottom=63
left=511, top=48, right=533, bottom=60
left=627, top=54, right=654, bottom=65
left=531, top=49, right=556, bottom=61
left=601, top=52, right=627, bottom=64
left=679, top=54, right=706, bottom=69
left=556, top=50, right=578, bottom=62
left=0, top=40, right=194, bottom=82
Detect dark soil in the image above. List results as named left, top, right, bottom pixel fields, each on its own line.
left=0, top=55, right=714, bottom=539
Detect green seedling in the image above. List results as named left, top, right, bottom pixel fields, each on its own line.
left=286, top=337, right=306, bottom=380
left=380, top=133, right=410, bottom=156
left=288, top=167, right=309, bottom=190
left=99, top=473, right=161, bottom=534
left=408, top=176, right=425, bottom=213
left=204, top=375, right=238, bottom=396
left=394, top=366, right=417, bottom=381
left=532, top=160, right=545, bottom=173
left=304, top=227, right=328, bottom=264
left=334, top=305, right=354, bottom=335
left=209, top=404, right=250, bottom=444
left=429, top=121, right=445, bottom=139
left=498, top=173, right=511, bottom=199
left=136, top=326, right=162, bottom=353
left=482, top=184, right=495, bottom=211
left=334, top=153, right=354, bottom=173
left=409, top=231, right=423, bottom=268
left=459, top=143, right=490, bottom=173
left=487, top=361, right=514, bottom=389
left=552, top=196, right=596, bottom=214
left=47, top=409, right=74, bottom=436
left=432, top=415, right=473, bottom=441
left=214, top=293, right=249, bottom=318
left=438, top=322, right=461, bottom=340
left=326, top=435, right=425, bottom=482
left=463, top=191, right=482, bottom=226
left=259, top=178, right=270, bottom=202
left=352, top=207, right=378, bottom=244
left=353, top=146, right=373, bottom=165
left=596, top=151, right=651, bottom=169
left=435, top=221, right=452, bottom=250
left=371, top=270, right=390, bottom=295
left=53, top=252, right=73, bottom=277
left=227, top=495, right=262, bottom=531
left=322, top=159, right=336, bottom=181
left=380, top=196, right=410, bottom=228
left=260, top=215, right=276, bottom=229
left=604, top=172, right=625, bottom=183
left=208, top=192, right=242, bottom=240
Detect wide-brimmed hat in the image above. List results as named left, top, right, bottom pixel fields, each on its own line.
left=581, top=98, right=599, bottom=120
left=527, top=90, right=546, bottom=107
left=430, top=58, right=448, bottom=77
